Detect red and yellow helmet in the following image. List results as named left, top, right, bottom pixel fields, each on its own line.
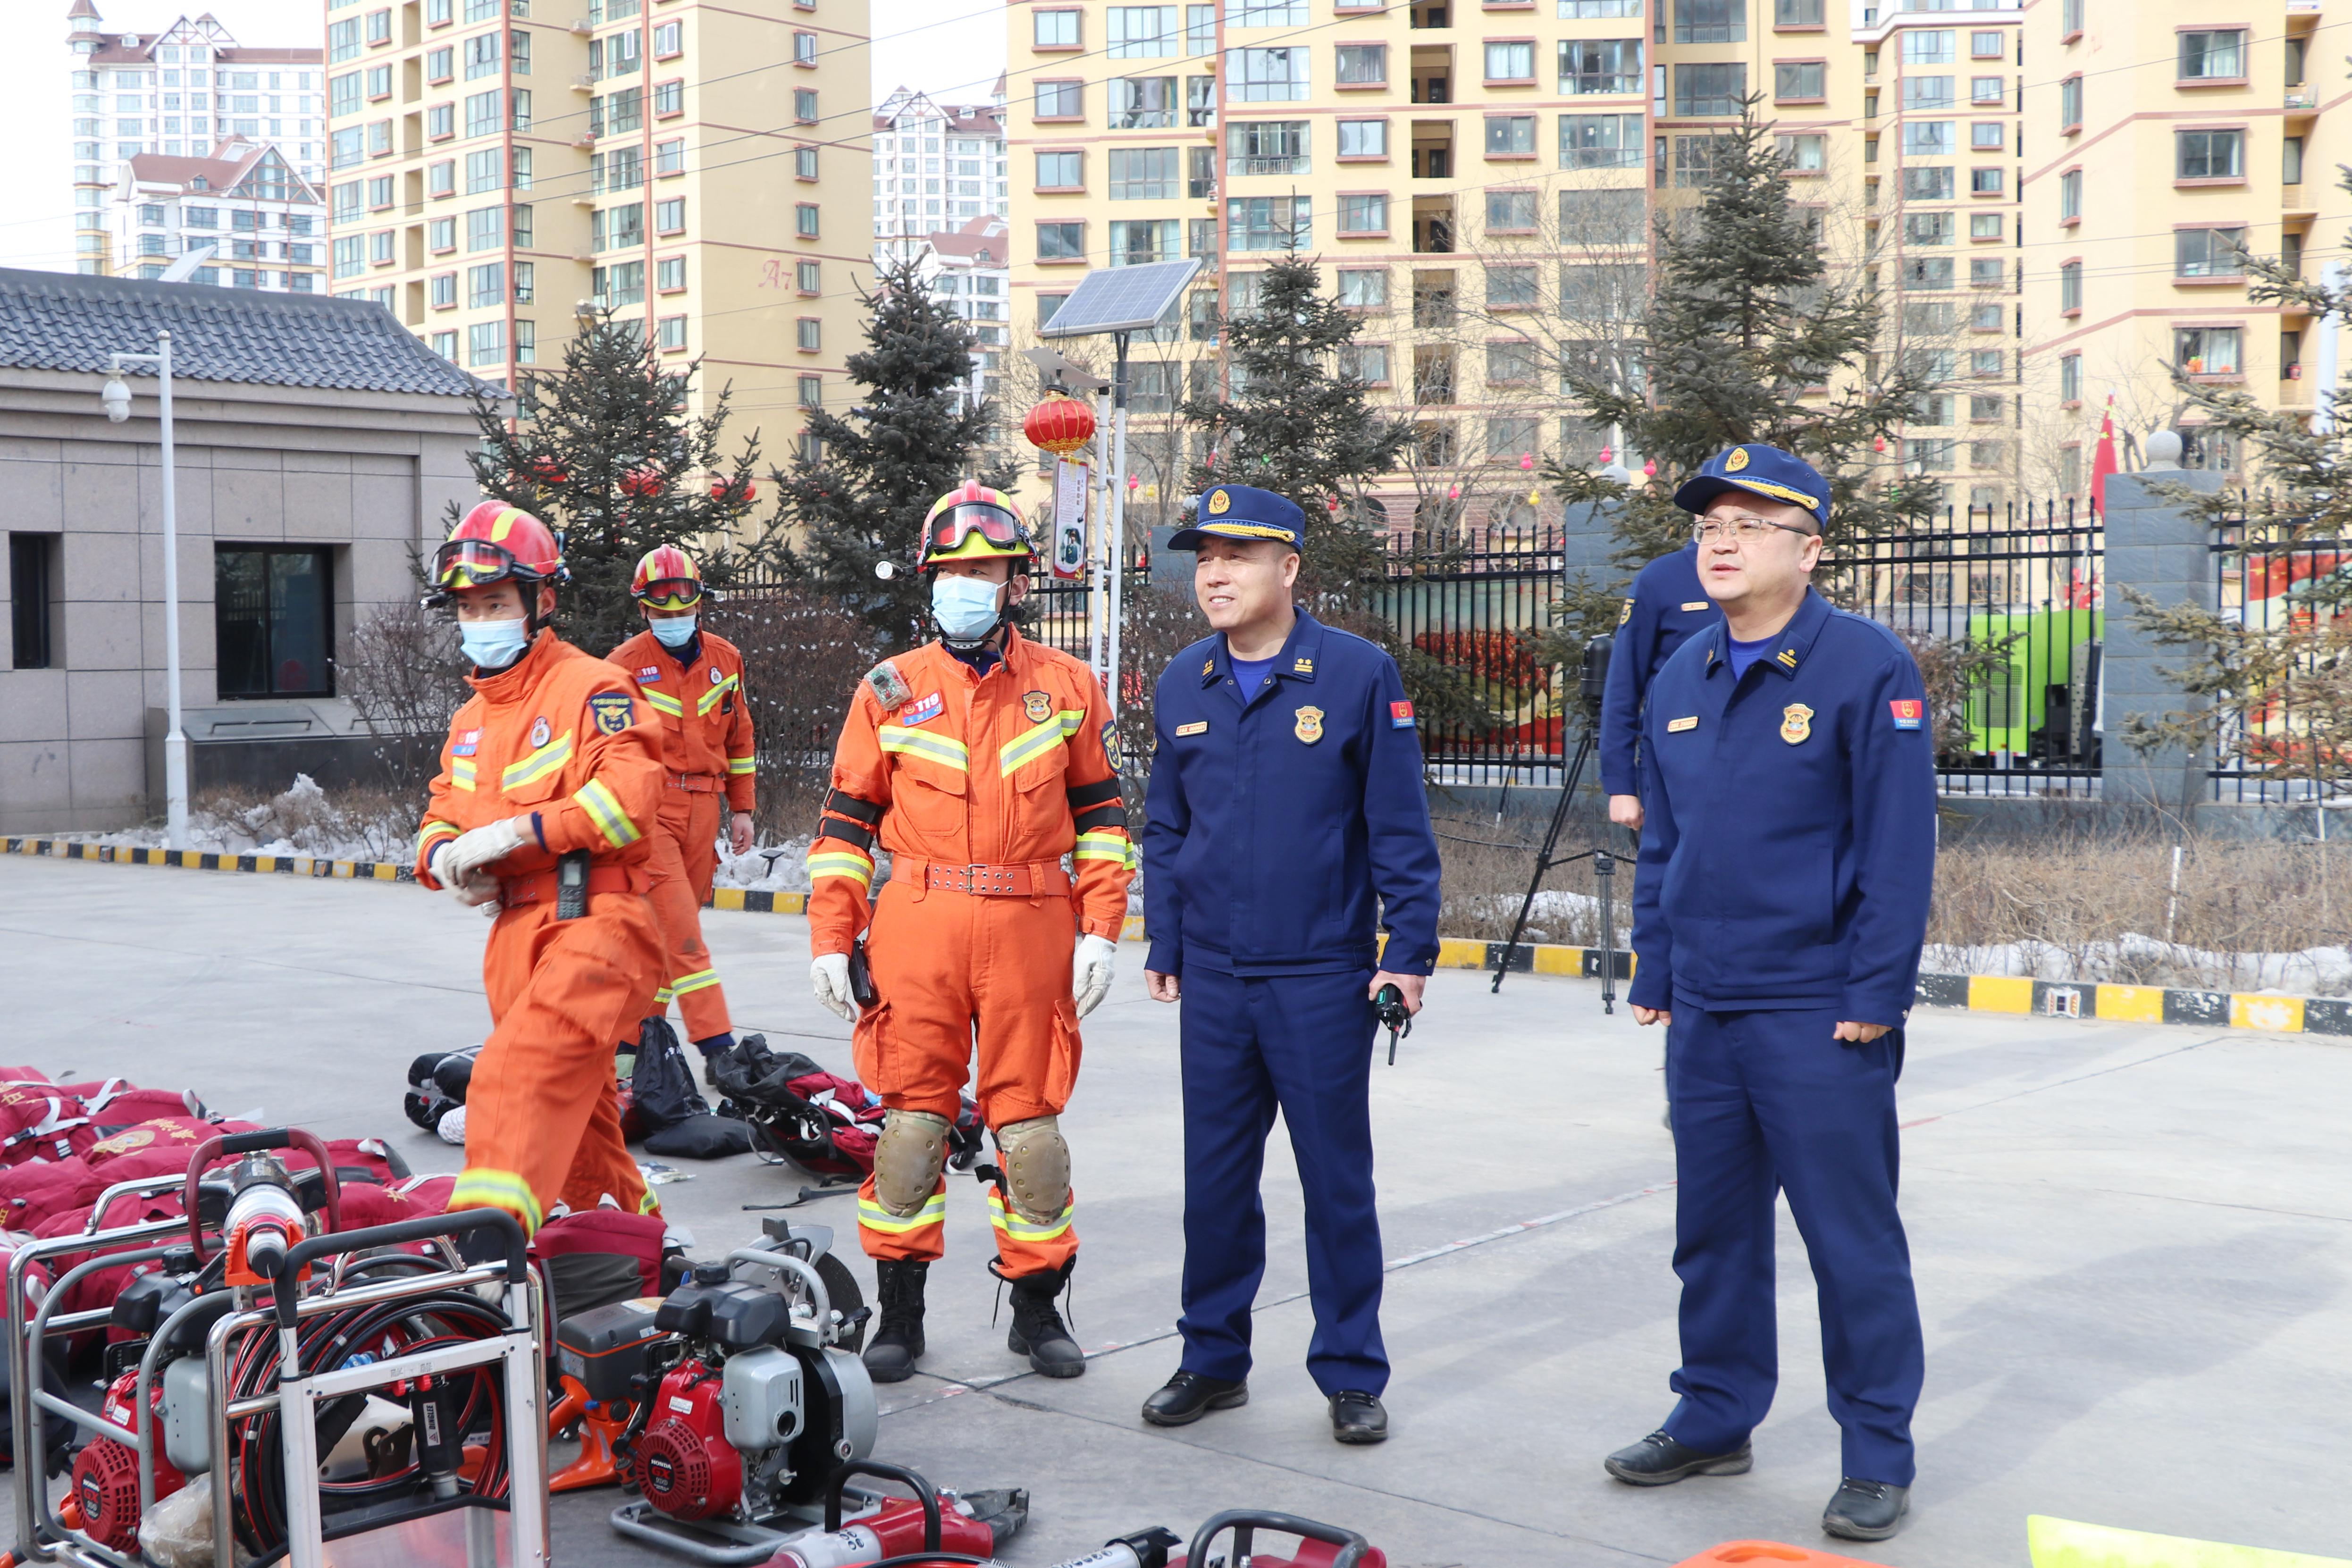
left=919, top=481, right=1032, bottom=570
left=430, top=501, right=567, bottom=597
left=630, top=544, right=703, bottom=609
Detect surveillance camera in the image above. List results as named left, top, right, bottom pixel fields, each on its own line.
left=101, top=375, right=131, bottom=423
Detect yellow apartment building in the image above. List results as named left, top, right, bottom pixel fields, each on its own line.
left=323, top=0, right=871, bottom=461
left=2020, top=0, right=2340, bottom=497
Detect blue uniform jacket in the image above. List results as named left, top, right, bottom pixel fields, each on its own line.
left=1599, top=543, right=1723, bottom=798
left=1142, top=610, right=1443, bottom=978
left=1629, top=588, right=1936, bottom=1024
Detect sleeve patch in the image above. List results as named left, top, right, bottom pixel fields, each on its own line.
left=1101, top=719, right=1121, bottom=769
left=589, top=692, right=637, bottom=736
left=1889, top=699, right=1924, bottom=731
left=1390, top=700, right=1416, bottom=729
left=865, top=659, right=913, bottom=709
left=1618, top=598, right=1635, bottom=626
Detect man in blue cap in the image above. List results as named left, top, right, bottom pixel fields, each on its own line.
left=1136, top=483, right=1443, bottom=1445
left=1600, top=545, right=1721, bottom=834
left=1605, top=444, right=1935, bottom=1544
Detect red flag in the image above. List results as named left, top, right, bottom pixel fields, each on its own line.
left=2089, top=394, right=2119, bottom=514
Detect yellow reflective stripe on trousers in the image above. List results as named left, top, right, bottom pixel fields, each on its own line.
left=859, top=1187, right=948, bottom=1234
left=671, top=966, right=721, bottom=995
left=997, top=715, right=1069, bottom=776
left=807, top=848, right=874, bottom=889
left=574, top=778, right=642, bottom=847
left=985, top=1188, right=1074, bottom=1241
left=697, top=673, right=740, bottom=716
left=449, top=1168, right=545, bottom=1235
left=450, top=758, right=477, bottom=791
left=1074, top=830, right=1129, bottom=863
left=643, top=689, right=686, bottom=719
left=878, top=725, right=971, bottom=771
left=727, top=755, right=756, bottom=775
left=501, top=730, right=575, bottom=791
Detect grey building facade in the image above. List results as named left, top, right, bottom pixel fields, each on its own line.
left=0, top=268, right=496, bottom=834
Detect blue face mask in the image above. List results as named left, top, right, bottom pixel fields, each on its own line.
left=650, top=614, right=697, bottom=648
left=459, top=617, right=531, bottom=670
left=931, top=574, right=1003, bottom=642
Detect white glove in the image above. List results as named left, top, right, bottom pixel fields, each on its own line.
left=443, top=815, right=532, bottom=885
left=435, top=1104, right=467, bottom=1146
left=811, top=953, right=858, bottom=1023
left=428, top=840, right=501, bottom=908
left=1073, top=934, right=1118, bottom=1019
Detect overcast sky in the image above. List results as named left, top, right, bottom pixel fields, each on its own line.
left=0, top=0, right=1004, bottom=274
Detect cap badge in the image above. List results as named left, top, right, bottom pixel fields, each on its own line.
left=1726, top=446, right=1751, bottom=472
left=1781, top=703, right=1814, bottom=746
left=529, top=715, right=551, bottom=749
left=1294, top=705, right=1325, bottom=745
left=1208, top=488, right=1232, bottom=515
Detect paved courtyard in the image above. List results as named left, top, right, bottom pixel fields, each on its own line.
left=3, top=853, right=2349, bottom=1567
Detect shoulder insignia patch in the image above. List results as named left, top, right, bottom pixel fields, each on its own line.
left=1176, top=721, right=1209, bottom=737
left=1294, top=656, right=1314, bottom=674
left=588, top=692, right=635, bottom=736
left=1390, top=700, right=1415, bottom=729
left=1680, top=601, right=1711, bottom=612
left=865, top=659, right=913, bottom=709
left=1890, top=698, right=1924, bottom=731
left=1102, top=719, right=1121, bottom=769
left=1667, top=715, right=1699, bottom=733
left=901, top=692, right=944, bottom=726
left=1202, top=657, right=1215, bottom=677
left=1776, top=648, right=1799, bottom=669
left=1618, top=599, right=1635, bottom=626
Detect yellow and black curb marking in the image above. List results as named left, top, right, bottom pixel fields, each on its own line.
left=12, top=837, right=2344, bottom=1036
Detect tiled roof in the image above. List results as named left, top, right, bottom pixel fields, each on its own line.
left=0, top=268, right=495, bottom=400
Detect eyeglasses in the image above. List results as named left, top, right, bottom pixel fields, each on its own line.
left=1691, top=515, right=1820, bottom=545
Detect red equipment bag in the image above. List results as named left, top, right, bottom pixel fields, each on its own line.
left=532, top=1209, right=676, bottom=1321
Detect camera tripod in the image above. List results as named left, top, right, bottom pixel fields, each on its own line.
left=1490, top=634, right=1621, bottom=1010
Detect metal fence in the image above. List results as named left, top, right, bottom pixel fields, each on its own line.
left=2208, top=515, right=2349, bottom=803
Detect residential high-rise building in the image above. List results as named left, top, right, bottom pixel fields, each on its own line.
left=67, top=1, right=327, bottom=278
left=105, top=141, right=327, bottom=292
left=874, top=83, right=1010, bottom=264
left=919, top=214, right=1013, bottom=420
left=323, top=0, right=872, bottom=456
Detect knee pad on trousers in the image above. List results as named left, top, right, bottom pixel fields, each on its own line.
left=992, top=1115, right=1070, bottom=1224
left=872, top=1109, right=951, bottom=1216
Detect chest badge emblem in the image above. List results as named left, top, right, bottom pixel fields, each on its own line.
left=1781, top=703, right=1814, bottom=746
left=1023, top=689, right=1053, bottom=723
left=529, top=715, right=551, bottom=749
left=1294, top=705, right=1325, bottom=745
left=711, top=666, right=724, bottom=685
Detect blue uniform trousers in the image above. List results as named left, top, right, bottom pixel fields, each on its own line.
left=1663, top=1006, right=1923, bottom=1485
left=1176, top=964, right=1389, bottom=1396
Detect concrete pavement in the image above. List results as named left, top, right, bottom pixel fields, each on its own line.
left=2, top=853, right=2349, bottom=1567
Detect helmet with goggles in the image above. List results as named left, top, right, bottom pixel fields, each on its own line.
left=630, top=544, right=704, bottom=610
left=428, top=502, right=568, bottom=605
left=919, top=481, right=1032, bottom=570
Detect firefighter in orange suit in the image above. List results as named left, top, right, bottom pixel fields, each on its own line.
left=805, top=481, right=1133, bottom=1384
left=607, top=545, right=757, bottom=1074
left=414, top=501, right=665, bottom=1234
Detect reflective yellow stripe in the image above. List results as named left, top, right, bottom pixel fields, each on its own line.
left=671, top=966, right=721, bottom=995
left=449, top=1168, right=545, bottom=1236
left=638, top=1189, right=661, bottom=1214
left=997, top=715, right=1069, bottom=776
left=858, top=1188, right=948, bottom=1234
left=807, top=849, right=874, bottom=889
left=451, top=758, right=477, bottom=791
left=727, top=755, right=756, bottom=775
left=418, top=819, right=460, bottom=858
left=1058, top=708, right=1083, bottom=736
left=501, top=730, right=575, bottom=791
left=574, top=778, right=641, bottom=848
left=654, top=985, right=676, bottom=1006
left=643, top=689, right=685, bottom=718
left=986, top=1188, right=1074, bottom=1241
left=879, top=725, right=971, bottom=771
left=697, top=673, right=740, bottom=716
left=1074, top=830, right=1130, bottom=864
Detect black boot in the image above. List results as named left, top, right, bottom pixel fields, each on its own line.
left=1004, top=1260, right=1085, bottom=1378
left=862, top=1260, right=927, bottom=1384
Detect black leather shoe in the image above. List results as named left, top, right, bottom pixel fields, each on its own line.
left=1822, top=1478, right=1909, bottom=1542
left=1140, top=1371, right=1248, bottom=1426
left=1604, top=1429, right=1754, bottom=1486
left=1328, top=1390, right=1388, bottom=1444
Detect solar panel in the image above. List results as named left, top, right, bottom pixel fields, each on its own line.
left=1037, top=258, right=1204, bottom=339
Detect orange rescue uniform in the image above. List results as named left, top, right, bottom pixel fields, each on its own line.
left=807, top=628, right=1133, bottom=1276
left=607, top=627, right=756, bottom=1043
left=416, top=629, right=666, bottom=1233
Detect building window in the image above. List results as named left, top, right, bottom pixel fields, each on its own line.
left=798, top=374, right=823, bottom=407
left=1777, top=131, right=1830, bottom=169
left=1970, top=257, right=2004, bottom=287
left=1226, top=194, right=1310, bottom=250
left=1226, top=120, right=1308, bottom=175
left=2179, top=29, right=2245, bottom=80
left=2177, top=128, right=2244, bottom=180
left=429, top=271, right=456, bottom=308
left=1036, top=149, right=1083, bottom=187
left=658, top=315, right=688, bottom=350
left=468, top=260, right=504, bottom=307
left=214, top=546, right=333, bottom=698
left=466, top=205, right=504, bottom=251
left=794, top=202, right=819, bottom=236
left=1108, top=146, right=1179, bottom=198
left=328, top=19, right=361, bottom=62
left=1969, top=212, right=2001, bottom=239
left=794, top=145, right=818, bottom=179
left=428, top=217, right=456, bottom=251
left=1485, top=42, right=1534, bottom=82
left=1970, top=166, right=2002, bottom=194
left=1486, top=189, right=1537, bottom=231
left=655, top=197, right=684, bottom=233
left=1339, top=343, right=1389, bottom=384
left=1109, top=75, right=1178, bottom=126
left=2058, top=75, right=2080, bottom=128
left=8, top=534, right=54, bottom=671
left=653, top=79, right=682, bottom=117
left=427, top=159, right=456, bottom=197
left=1969, top=301, right=2002, bottom=332
left=1338, top=193, right=1388, bottom=233
left=792, top=88, right=817, bottom=121
left=1560, top=39, right=1642, bottom=94
left=1337, top=118, right=1387, bottom=157
left=655, top=138, right=686, bottom=176
left=657, top=255, right=686, bottom=290
left=655, top=20, right=682, bottom=56
left=1036, top=80, right=1084, bottom=117
left=1109, top=5, right=1180, bottom=55
left=466, top=319, right=504, bottom=368
left=1035, top=8, right=1081, bottom=45
left=594, top=259, right=646, bottom=307
left=464, top=89, right=503, bottom=137
left=1559, top=185, right=1646, bottom=243
left=465, top=148, right=503, bottom=193
left=1673, top=62, right=1745, bottom=116
left=1336, top=44, right=1388, bottom=85
left=1774, top=0, right=1821, bottom=21
left=1228, top=47, right=1309, bottom=100
left=464, top=31, right=501, bottom=79
left=1337, top=268, right=1388, bottom=308
left=2176, top=226, right=2247, bottom=278
left=1485, top=115, right=1535, bottom=156
left=1562, top=113, right=1642, bottom=168
left=429, top=329, right=459, bottom=361
left=1037, top=221, right=1084, bottom=260
left=1971, top=120, right=2003, bottom=151
left=2058, top=260, right=2081, bottom=312
left=1970, top=75, right=2003, bottom=106
left=2059, top=168, right=2081, bottom=220
left=366, top=65, right=392, bottom=98
left=797, top=317, right=822, bottom=351
left=1904, top=120, right=1954, bottom=156
left=1485, top=264, right=1537, bottom=308
left=1902, top=167, right=1953, bottom=201
left=1673, top=0, right=1745, bottom=44
left=427, top=103, right=454, bottom=139
left=2175, top=326, right=2241, bottom=376
left=1674, top=133, right=1737, bottom=187
left=1108, top=218, right=1178, bottom=264
left=1905, top=211, right=1953, bottom=246
left=2059, top=353, right=2081, bottom=403
left=1775, top=61, right=1823, bottom=100
left=370, top=230, right=395, bottom=264
left=1902, top=75, right=1952, bottom=111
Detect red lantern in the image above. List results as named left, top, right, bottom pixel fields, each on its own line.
left=1326, top=497, right=1340, bottom=512
left=1598, top=445, right=1613, bottom=463
left=1873, top=435, right=1887, bottom=453
left=711, top=477, right=756, bottom=502
left=1520, top=453, right=1535, bottom=470
left=621, top=466, right=664, bottom=497
left=521, top=454, right=566, bottom=486
left=1642, top=460, right=1657, bottom=478
left=1024, top=394, right=1097, bottom=458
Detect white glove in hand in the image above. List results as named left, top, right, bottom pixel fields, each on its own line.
left=1072, top=933, right=1118, bottom=1019
left=811, top=953, right=858, bottom=1023
left=428, top=841, right=501, bottom=908
left=444, top=815, right=531, bottom=884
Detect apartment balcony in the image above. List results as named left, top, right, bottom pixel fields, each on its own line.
left=1411, top=197, right=1454, bottom=254
left=1411, top=128, right=1453, bottom=180
left=2280, top=373, right=2311, bottom=407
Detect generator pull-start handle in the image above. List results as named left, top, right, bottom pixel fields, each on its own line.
left=1187, top=1510, right=1373, bottom=1568
left=824, top=1459, right=942, bottom=1551
left=183, top=1127, right=344, bottom=1258
left=270, top=1209, right=531, bottom=1329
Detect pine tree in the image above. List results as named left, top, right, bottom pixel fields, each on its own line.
left=769, top=255, right=1018, bottom=649
left=456, top=310, right=761, bottom=655
left=1179, top=252, right=1411, bottom=600
left=1550, top=100, right=1934, bottom=572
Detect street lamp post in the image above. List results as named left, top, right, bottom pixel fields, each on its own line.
left=101, top=332, right=186, bottom=850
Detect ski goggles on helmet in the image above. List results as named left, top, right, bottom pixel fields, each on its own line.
left=925, top=501, right=1026, bottom=557
left=431, top=537, right=538, bottom=593
left=635, top=578, right=702, bottom=610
